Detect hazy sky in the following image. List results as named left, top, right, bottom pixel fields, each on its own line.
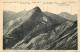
left=3, top=0, right=78, bottom=14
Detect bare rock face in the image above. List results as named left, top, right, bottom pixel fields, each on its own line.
left=3, top=6, right=78, bottom=50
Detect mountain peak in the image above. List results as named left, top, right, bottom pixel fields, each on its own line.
left=34, top=6, right=40, bottom=9
left=33, top=6, right=41, bottom=12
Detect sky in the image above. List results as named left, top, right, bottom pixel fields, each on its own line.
left=3, top=0, right=78, bottom=14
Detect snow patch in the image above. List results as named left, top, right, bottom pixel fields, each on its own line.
left=17, top=17, right=21, bottom=20
left=9, top=20, right=13, bottom=26
left=43, top=17, right=47, bottom=22
left=42, top=22, right=46, bottom=24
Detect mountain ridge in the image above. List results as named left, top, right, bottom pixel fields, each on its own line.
left=3, top=6, right=78, bottom=50
left=59, top=12, right=77, bottom=21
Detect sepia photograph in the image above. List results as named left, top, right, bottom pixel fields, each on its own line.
left=0, top=0, right=80, bottom=52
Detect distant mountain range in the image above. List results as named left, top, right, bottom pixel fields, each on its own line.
left=3, top=10, right=77, bottom=25
left=3, top=6, right=78, bottom=50
left=59, top=12, right=77, bottom=21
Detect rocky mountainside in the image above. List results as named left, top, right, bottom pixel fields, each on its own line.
left=3, top=11, right=28, bottom=25
left=44, top=12, right=67, bottom=24
left=3, top=7, right=78, bottom=50
left=3, top=11, right=15, bottom=25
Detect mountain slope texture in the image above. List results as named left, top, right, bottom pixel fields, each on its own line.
left=3, top=6, right=78, bottom=50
